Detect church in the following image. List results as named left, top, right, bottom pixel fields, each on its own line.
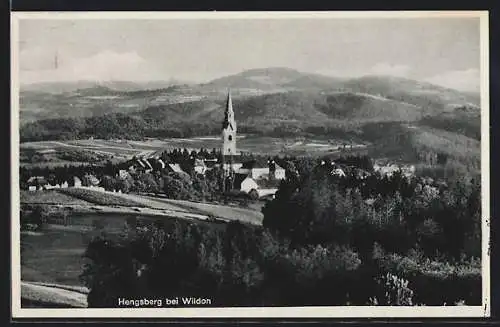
left=219, top=91, right=285, bottom=197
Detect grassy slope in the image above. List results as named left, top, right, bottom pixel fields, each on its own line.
left=57, top=188, right=145, bottom=207
left=142, top=196, right=264, bottom=225
left=20, top=190, right=91, bottom=205
left=21, top=282, right=87, bottom=308
left=21, top=227, right=88, bottom=286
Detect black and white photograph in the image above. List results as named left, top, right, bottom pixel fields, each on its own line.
left=11, top=11, right=490, bottom=318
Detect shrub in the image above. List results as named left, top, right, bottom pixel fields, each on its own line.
left=370, top=272, right=414, bottom=306
left=374, top=249, right=481, bottom=305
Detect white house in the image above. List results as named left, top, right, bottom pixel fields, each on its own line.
left=237, top=159, right=285, bottom=181
left=194, top=159, right=207, bottom=175
left=240, top=177, right=259, bottom=193
left=74, top=176, right=82, bottom=187
left=167, top=163, right=184, bottom=174
left=256, top=188, right=279, bottom=198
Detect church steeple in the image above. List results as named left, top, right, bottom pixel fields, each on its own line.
left=222, top=90, right=235, bottom=131
left=222, top=90, right=237, bottom=156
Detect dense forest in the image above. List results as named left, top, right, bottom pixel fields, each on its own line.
left=76, top=155, right=481, bottom=307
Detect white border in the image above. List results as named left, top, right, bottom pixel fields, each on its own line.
left=10, top=10, right=490, bottom=319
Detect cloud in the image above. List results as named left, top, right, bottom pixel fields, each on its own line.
left=424, top=68, right=480, bottom=93
left=19, top=50, right=164, bottom=84
left=369, top=63, right=412, bottom=77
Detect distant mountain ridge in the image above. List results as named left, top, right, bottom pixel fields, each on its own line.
left=19, top=67, right=481, bottom=143
left=21, top=79, right=192, bottom=94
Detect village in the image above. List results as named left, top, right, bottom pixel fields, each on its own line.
left=23, top=91, right=423, bottom=203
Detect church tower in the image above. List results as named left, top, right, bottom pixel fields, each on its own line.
left=222, top=90, right=237, bottom=156
left=221, top=90, right=237, bottom=191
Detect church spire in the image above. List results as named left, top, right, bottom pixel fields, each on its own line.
left=221, top=89, right=237, bottom=157
left=222, top=89, right=235, bottom=130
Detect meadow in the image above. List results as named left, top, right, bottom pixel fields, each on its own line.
left=20, top=135, right=366, bottom=168
left=20, top=190, right=91, bottom=205
left=58, top=188, right=146, bottom=207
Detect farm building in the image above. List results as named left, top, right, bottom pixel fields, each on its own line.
left=27, top=176, right=48, bottom=191
left=73, top=176, right=82, bottom=187
left=166, top=163, right=185, bottom=174
left=236, top=158, right=286, bottom=181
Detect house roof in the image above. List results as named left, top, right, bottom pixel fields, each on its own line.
left=168, top=163, right=184, bottom=173
left=27, top=176, right=48, bottom=185
left=143, top=158, right=153, bottom=170
left=157, top=158, right=166, bottom=169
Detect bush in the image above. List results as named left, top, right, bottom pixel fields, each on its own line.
left=370, top=273, right=414, bottom=306
left=21, top=205, right=49, bottom=230
left=374, top=248, right=481, bottom=305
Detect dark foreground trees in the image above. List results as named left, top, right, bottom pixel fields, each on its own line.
left=80, top=158, right=481, bottom=307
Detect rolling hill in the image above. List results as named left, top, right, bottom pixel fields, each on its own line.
left=19, top=67, right=481, bottom=148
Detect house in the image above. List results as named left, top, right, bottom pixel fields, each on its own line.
left=237, top=158, right=285, bottom=181
left=27, top=176, right=48, bottom=191
left=73, top=176, right=82, bottom=188
left=240, top=176, right=259, bottom=194
left=269, top=160, right=286, bottom=180
left=82, top=174, right=100, bottom=188
left=257, top=188, right=279, bottom=198
left=193, top=159, right=207, bottom=175
left=142, top=158, right=153, bottom=172
left=166, top=163, right=184, bottom=174
left=203, top=158, right=218, bottom=170
left=128, top=158, right=152, bottom=173
left=234, top=173, right=281, bottom=199
left=118, top=169, right=131, bottom=180
left=157, top=158, right=166, bottom=170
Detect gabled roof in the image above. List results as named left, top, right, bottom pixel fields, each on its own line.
left=157, top=158, right=166, bottom=169
left=168, top=163, right=184, bottom=173
left=233, top=173, right=249, bottom=190
left=27, top=176, right=48, bottom=185
left=143, top=158, right=153, bottom=170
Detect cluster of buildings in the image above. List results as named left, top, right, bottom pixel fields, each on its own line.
left=25, top=91, right=419, bottom=200
left=124, top=91, right=286, bottom=198
left=25, top=175, right=106, bottom=192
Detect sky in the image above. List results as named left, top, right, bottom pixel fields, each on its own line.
left=17, top=14, right=482, bottom=92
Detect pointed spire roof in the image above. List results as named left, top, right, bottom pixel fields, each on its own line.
left=222, top=89, right=235, bottom=130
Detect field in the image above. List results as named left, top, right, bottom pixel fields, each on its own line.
left=20, top=135, right=367, bottom=168
left=20, top=187, right=264, bottom=298
left=20, top=190, right=91, bottom=205
left=57, top=188, right=146, bottom=207
left=142, top=195, right=264, bottom=225
left=21, top=227, right=89, bottom=286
